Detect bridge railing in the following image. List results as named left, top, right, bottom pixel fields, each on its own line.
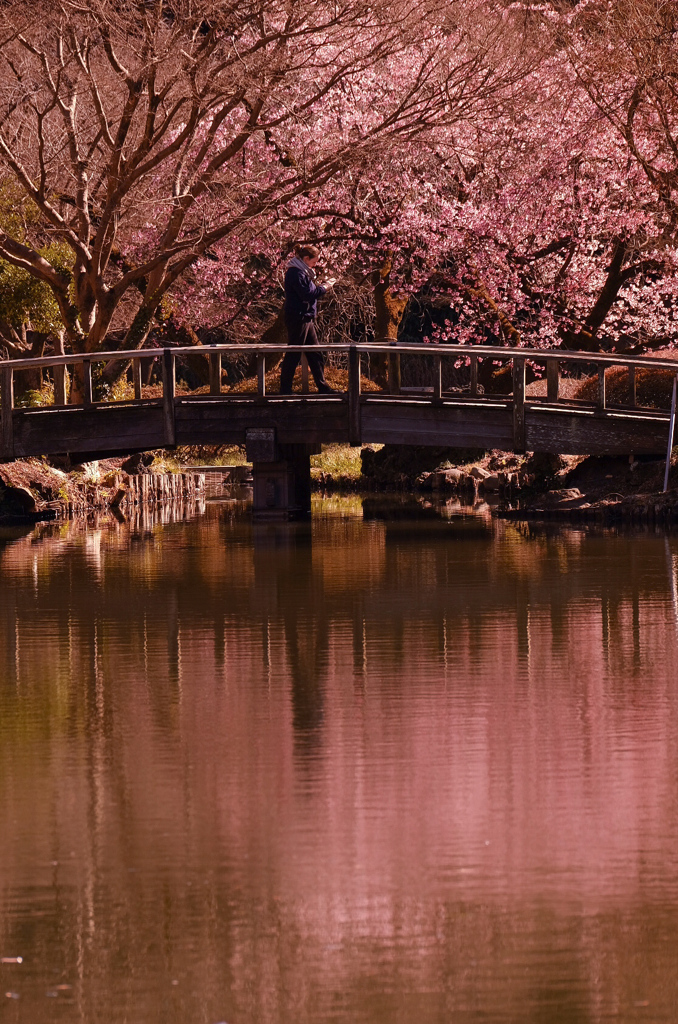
left=2, top=341, right=678, bottom=416
left=3, top=341, right=678, bottom=460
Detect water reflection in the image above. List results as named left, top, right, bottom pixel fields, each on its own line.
left=253, top=523, right=328, bottom=756
left=1, top=498, right=678, bottom=1023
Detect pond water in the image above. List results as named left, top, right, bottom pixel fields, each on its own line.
left=1, top=495, right=678, bottom=1024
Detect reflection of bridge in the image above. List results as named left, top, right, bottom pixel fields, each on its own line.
left=2, top=343, right=677, bottom=515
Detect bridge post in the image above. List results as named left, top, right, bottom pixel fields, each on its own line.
left=349, top=345, right=362, bottom=446
left=132, top=357, right=143, bottom=400
left=162, top=349, right=176, bottom=446
left=388, top=342, right=401, bottom=395
left=547, top=359, right=559, bottom=401
left=470, top=354, right=479, bottom=397
left=209, top=350, right=221, bottom=396
left=433, top=354, right=443, bottom=403
left=597, top=364, right=607, bottom=410
left=664, top=375, right=678, bottom=492
left=512, top=356, right=526, bottom=453
left=257, top=354, right=266, bottom=398
left=54, top=363, right=67, bottom=406
left=279, top=443, right=313, bottom=514
left=82, top=359, right=93, bottom=407
left=1, top=363, right=13, bottom=459
left=247, top=429, right=316, bottom=519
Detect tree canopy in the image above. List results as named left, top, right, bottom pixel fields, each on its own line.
left=0, top=0, right=675, bottom=371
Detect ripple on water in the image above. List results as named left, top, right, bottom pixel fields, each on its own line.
left=1, top=500, right=678, bottom=1022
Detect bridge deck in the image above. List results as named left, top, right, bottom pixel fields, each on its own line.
left=1, top=343, right=676, bottom=460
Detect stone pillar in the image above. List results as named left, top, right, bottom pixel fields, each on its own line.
left=246, top=429, right=318, bottom=519
left=280, top=444, right=313, bottom=513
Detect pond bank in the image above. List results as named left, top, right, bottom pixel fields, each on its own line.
left=3, top=442, right=678, bottom=525
left=313, top=444, right=678, bottom=525
left=0, top=455, right=205, bottom=523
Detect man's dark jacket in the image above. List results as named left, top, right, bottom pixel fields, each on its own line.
left=284, top=262, right=326, bottom=323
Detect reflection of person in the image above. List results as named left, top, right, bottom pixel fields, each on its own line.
left=279, top=244, right=338, bottom=394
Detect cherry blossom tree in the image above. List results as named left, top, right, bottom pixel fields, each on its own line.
left=0, top=0, right=533, bottom=393
left=502, top=0, right=678, bottom=353
left=349, top=26, right=678, bottom=357
left=2, top=0, right=674, bottom=395
left=180, top=15, right=678, bottom=363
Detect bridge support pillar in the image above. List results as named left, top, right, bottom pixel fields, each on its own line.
left=250, top=440, right=319, bottom=520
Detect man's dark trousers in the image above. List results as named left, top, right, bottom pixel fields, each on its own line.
left=280, top=320, right=329, bottom=393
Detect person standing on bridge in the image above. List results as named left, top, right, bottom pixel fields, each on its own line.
left=279, top=244, right=338, bottom=394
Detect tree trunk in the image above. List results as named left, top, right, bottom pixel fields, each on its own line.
left=15, top=332, right=47, bottom=394
left=560, top=238, right=630, bottom=352
left=245, top=305, right=289, bottom=377
left=371, top=259, right=408, bottom=387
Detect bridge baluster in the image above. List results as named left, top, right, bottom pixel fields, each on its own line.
left=628, top=366, right=636, bottom=408
left=598, top=365, right=606, bottom=410
left=388, top=343, right=401, bottom=396
left=132, top=358, right=143, bottom=400
left=54, top=363, right=67, bottom=406
left=664, top=376, right=678, bottom=492
left=162, top=349, right=176, bottom=446
left=547, top=359, right=559, bottom=401
left=209, top=350, right=221, bottom=396
left=82, top=360, right=93, bottom=407
left=470, top=355, right=478, bottom=397
left=433, top=354, right=443, bottom=403
left=512, top=357, right=526, bottom=453
left=1, top=363, right=13, bottom=459
left=349, top=346, right=361, bottom=446
left=257, top=354, right=266, bottom=397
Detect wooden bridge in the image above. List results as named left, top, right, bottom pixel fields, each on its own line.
left=1, top=343, right=677, bottom=515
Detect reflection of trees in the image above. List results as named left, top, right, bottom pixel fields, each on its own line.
left=5, top=509, right=676, bottom=685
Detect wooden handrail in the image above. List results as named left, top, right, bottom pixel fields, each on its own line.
left=1, top=342, right=678, bottom=373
